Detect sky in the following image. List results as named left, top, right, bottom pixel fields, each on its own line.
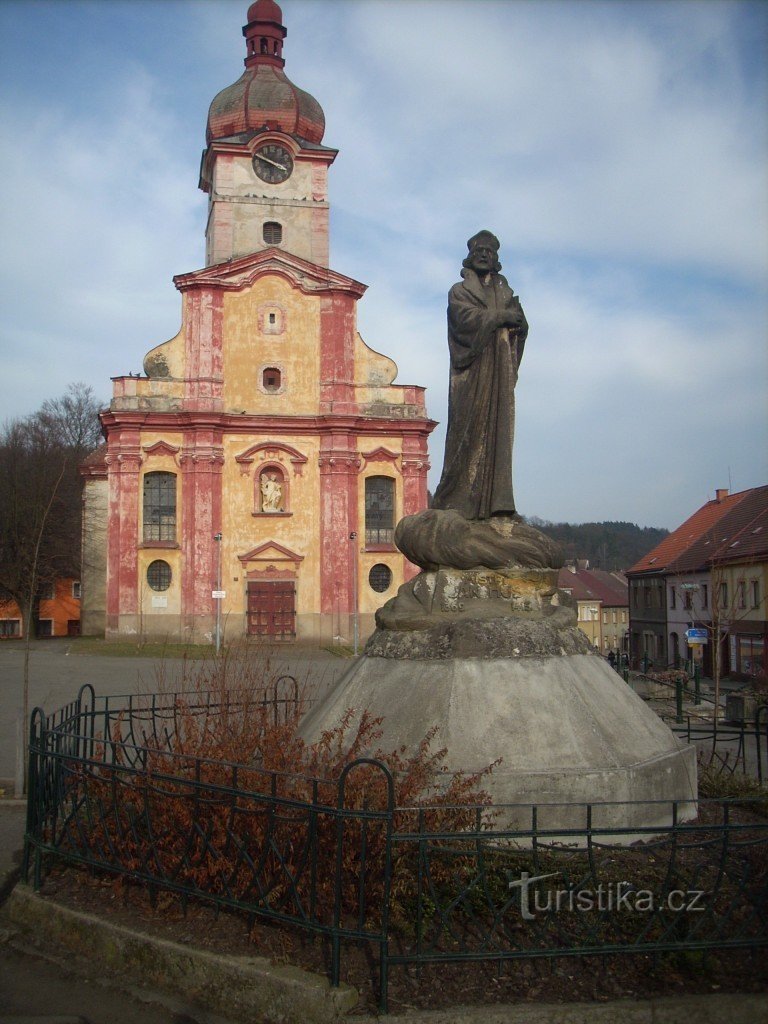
left=1, top=0, right=766, bottom=530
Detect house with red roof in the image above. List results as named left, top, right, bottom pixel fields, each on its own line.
left=626, top=486, right=768, bottom=676
left=558, top=562, right=629, bottom=655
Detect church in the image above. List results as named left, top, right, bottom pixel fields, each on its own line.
left=81, top=0, right=434, bottom=644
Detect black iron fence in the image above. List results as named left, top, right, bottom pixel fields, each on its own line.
left=24, top=688, right=768, bottom=1012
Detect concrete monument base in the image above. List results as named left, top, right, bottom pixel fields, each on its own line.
left=299, top=641, right=698, bottom=838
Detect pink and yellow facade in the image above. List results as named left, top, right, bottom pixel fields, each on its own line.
left=82, top=1, right=434, bottom=643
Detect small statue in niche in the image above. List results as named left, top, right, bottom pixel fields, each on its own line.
left=260, top=470, right=284, bottom=512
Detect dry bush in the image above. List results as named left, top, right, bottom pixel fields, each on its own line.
left=77, top=650, right=497, bottom=931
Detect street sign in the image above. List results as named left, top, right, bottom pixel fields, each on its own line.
left=685, top=628, right=708, bottom=644
left=212, top=590, right=226, bottom=599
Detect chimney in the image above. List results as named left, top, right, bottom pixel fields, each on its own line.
left=716, top=488, right=729, bottom=502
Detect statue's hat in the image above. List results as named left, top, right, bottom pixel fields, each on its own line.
left=467, top=230, right=499, bottom=252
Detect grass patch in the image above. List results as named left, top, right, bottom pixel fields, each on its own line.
left=66, top=637, right=215, bottom=659
left=322, top=644, right=356, bottom=658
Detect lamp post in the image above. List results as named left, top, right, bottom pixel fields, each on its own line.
left=213, top=532, right=222, bottom=655
left=350, top=531, right=359, bottom=656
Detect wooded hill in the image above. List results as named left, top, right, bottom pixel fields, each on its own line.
left=526, top=518, right=669, bottom=572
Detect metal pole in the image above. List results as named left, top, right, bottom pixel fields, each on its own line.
left=675, top=675, right=683, bottom=724
left=214, top=532, right=222, bottom=655
left=350, top=532, right=358, bottom=656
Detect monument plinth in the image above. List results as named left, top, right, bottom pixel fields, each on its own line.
left=300, top=232, right=697, bottom=835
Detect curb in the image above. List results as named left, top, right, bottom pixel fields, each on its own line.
left=1, top=886, right=765, bottom=1024
left=2, top=885, right=358, bottom=1024
left=348, top=993, right=768, bottom=1023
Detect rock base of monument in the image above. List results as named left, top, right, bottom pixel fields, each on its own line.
left=299, top=636, right=698, bottom=842
left=300, top=506, right=697, bottom=841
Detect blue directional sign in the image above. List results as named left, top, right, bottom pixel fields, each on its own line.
left=685, top=628, right=708, bottom=644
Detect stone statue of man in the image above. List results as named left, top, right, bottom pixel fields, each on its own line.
left=431, top=231, right=528, bottom=520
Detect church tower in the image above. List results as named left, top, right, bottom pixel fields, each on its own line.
left=200, top=0, right=335, bottom=267
left=86, top=1, right=435, bottom=645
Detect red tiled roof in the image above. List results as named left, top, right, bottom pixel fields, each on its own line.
left=558, top=567, right=628, bottom=606
left=627, top=489, right=747, bottom=574
left=669, top=485, right=768, bottom=573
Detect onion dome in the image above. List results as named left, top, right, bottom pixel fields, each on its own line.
left=206, top=0, right=325, bottom=145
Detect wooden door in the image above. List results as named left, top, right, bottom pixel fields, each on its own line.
left=247, top=581, right=296, bottom=639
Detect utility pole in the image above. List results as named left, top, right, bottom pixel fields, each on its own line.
left=213, top=532, right=222, bottom=655
left=350, top=531, right=359, bottom=656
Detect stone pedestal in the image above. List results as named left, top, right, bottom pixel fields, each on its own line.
left=299, top=510, right=697, bottom=838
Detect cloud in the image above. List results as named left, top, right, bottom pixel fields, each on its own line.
left=0, top=0, right=765, bottom=531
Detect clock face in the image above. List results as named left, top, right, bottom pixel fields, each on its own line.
left=252, top=144, right=293, bottom=184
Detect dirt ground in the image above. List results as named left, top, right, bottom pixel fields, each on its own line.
left=36, top=862, right=768, bottom=1016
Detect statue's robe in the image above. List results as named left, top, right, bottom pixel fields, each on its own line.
left=432, top=268, right=528, bottom=520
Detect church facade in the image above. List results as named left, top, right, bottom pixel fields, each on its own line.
left=82, top=0, right=434, bottom=644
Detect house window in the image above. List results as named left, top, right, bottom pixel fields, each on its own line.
left=263, top=221, right=282, bottom=245
left=72, top=581, right=81, bottom=600
left=365, top=476, right=395, bottom=546
left=143, top=472, right=177, bottom=542
left=720, top=582, right=728, bottom=608
left=702, top=584, right=709, bottom=609
left=262, top=367, right=282, bottom=392
left=737, top=581, right=746, bottom=610
left=751, top=580, right=760, bottom=610
left=670, top=587, right=676, bottom=609
left=147, top=560, right=172, bottom=592
left=0, top=620, right=20, bottom=637
left=37, top=619, right=53, bottom=637
left=738, top=635, right=765, bottom=675
left=684, top=590, right=693, bottom=611
left=369, top=563, right=393, bottom=593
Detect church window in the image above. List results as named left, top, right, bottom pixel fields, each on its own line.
left=147, top=560, right=172, bottom=592
left=262, top=367, right=281, bottom=392
left=365, top=476, right=395, bottom=546
left=263, top=221, right=282, bottom=245
left=143, top=472, right=177, bottom=542
left=369, top=563, right=393, bottom=593
left=260, top=37, right=268, bottom=53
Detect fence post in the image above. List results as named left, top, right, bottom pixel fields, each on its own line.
left=334, top=758, right=394, bottom=1014
left=755, top=705, right=767, bottom=785
left=675, top=675, right=683, bottom=724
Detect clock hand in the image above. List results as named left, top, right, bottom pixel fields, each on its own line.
left=256, top=153, right=288, bottom=171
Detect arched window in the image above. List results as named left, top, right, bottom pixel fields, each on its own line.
left=263, top=221, right=282, bottom=245
left=365, top=476, right=395, bottom=546
left=143, top=472, right=176, bottom=542
left=262, top=366, right=281, bottom=392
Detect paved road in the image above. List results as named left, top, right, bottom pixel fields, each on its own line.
left=0, top=639, right=347, bottom=786
left=0, top=940, right=240, bottom=1023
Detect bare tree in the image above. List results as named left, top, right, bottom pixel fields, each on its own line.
left=0, top=383, right=104, bottom=791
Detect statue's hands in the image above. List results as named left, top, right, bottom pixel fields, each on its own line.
left=496, top=309, right=526, bottom=331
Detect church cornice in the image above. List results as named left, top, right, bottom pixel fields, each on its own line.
left=173, top=247, right=366, bottom=298
left=100, top=409, right=437, bottom=438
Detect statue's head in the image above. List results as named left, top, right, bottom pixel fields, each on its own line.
left=463, top=230, right=502, bottom=274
